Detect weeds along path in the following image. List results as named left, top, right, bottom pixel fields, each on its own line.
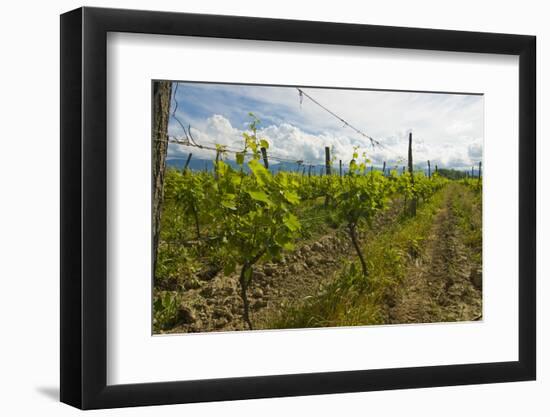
left=389, top=183, right=482, bottom=324
left=163, top=197, right=404, bottom=333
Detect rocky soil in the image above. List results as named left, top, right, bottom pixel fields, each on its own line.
left=164, top=230, right=353, bottom=333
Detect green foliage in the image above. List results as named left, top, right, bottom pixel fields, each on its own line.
left=460, top=177, right=482, bottom=193
left=154, top=243, right=198, bottom=287
left=325, top=151, right=392, bottom=277
left=393, top=171, right=447, bottom=205
left=217, top=158, right=303, bottom=270
left=241, top=112, right=267, bottom=159
left=216, top=115, right=303, bottom=272
left=153, top=291, right=180, bottom=332
left=331, top=170, right=392, bottom=227
left=437, top=168, right=468, bottom=180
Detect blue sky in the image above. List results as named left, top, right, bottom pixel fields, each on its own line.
left=166, top=81, right=484, bottom=170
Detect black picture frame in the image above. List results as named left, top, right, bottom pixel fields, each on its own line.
left=60, top=6, right=536, bottom=410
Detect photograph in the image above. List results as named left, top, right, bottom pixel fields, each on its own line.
left=0, top=0, right=542, bottom=414
left=152, top=81, right=483, bottom=334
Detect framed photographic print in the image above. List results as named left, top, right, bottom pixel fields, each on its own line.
left=60, top=7, right=536, bottom=409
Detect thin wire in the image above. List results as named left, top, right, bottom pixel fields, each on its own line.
left=296, top=88, right=381, bottom=148
left=167, top=136, right=326, bottom=166
left=296, top=88, right=406, bottom=160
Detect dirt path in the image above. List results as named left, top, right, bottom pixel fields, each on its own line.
left=389, top=184, right=482, bottom=324
left=165, top=198, right=404, bottom=333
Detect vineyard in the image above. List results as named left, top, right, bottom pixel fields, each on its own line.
left=153, top=111, right=483, bottom=333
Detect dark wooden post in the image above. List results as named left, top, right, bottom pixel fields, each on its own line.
left=402, top=166, right=405, bottom=175
left=260, top=147, right=269, bottom=169
left=408, top=132, right=416, bottom=216
left=325, top=146, right=331, bottom=175
left=382, top=161, right=386, bottom=176
left=339, top=160, right=342, bottom=177
left=478, top=161, right=482, bottom=183
left=427, top=160, right=431, bottom=179
left=435, top=164, right=438, bottom=174
left=152, top=81, right=172, bottom=278
left=183, top=153, right=193, bottom=174
left=471, top=166, right=474, bottom=178
left=308, top=165, right=312, bottom=178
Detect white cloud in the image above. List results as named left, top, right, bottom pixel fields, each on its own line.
left=468, top=143, right=483, bottom=159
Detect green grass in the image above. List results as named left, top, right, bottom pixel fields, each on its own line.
left=451, top=184, right=482, bottom=264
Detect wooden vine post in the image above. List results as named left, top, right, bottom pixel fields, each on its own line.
left=478, top=161, right=482, bottom=184
left=382, top=161, right=386, bottom=176
left=152, top=80, right=172, bottom=278
left=428, top=160, right=431, bottom=179
left=325, top=146, right=331, bottom=175
left=260, top=147, right=269, bottom=169
left=182, top=153, right=193, bottom=174
left=408, top=132, right=417, bottom=216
